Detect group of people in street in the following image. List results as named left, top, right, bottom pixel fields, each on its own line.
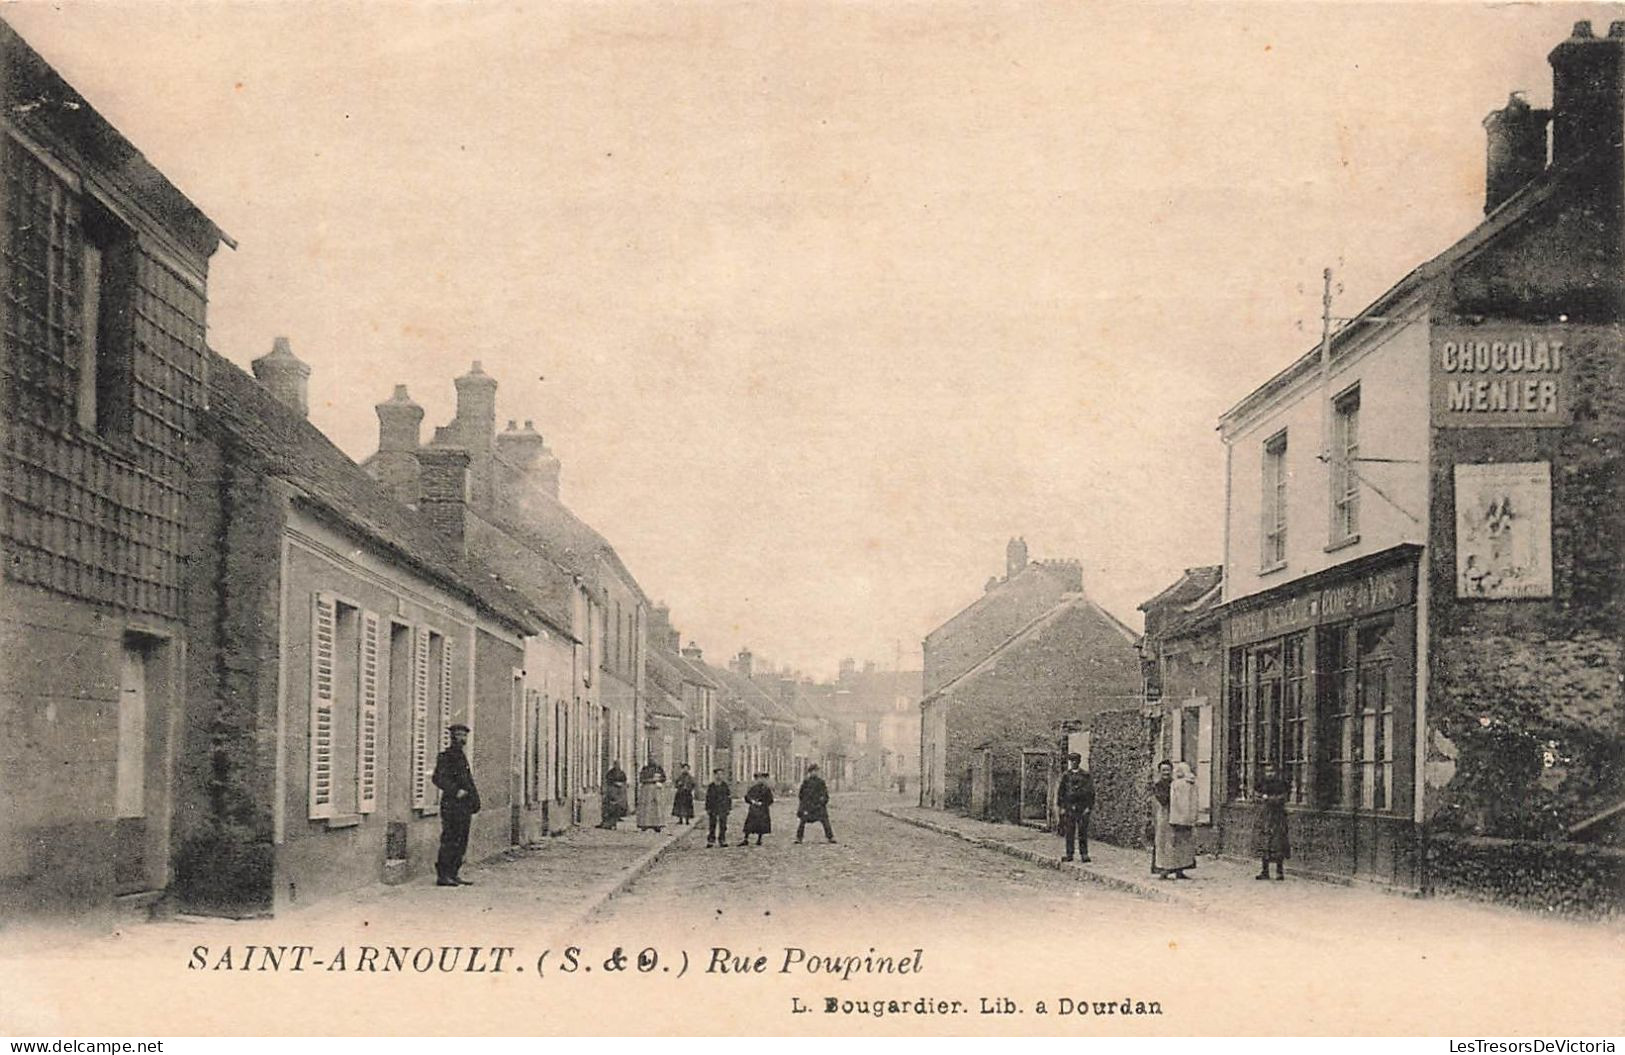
left=427, top=722, right=844, bottom=890
left=701, top=764, right=837, bottom=848
left=596, top=758, right=690, bottom=833
left=1053, top=752, right=1291, bottom=882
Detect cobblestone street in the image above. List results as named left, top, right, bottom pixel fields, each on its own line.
left=4, top=795, right=1621, bottom=1035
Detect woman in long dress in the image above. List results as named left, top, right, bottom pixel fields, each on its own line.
left=739, top=772, right=774, bottom=846
left=1251, top=765, right=1291, bottom=880
left=671, top=764, right=696, bottom=825
left=1150, top=760, right=1196, bottom=879
left=636, top=759, right=668, bottom=832
left=600, top=761, right=629, bottom=829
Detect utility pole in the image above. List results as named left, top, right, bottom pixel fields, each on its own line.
left=1319, top=266, right=1335, bottom=466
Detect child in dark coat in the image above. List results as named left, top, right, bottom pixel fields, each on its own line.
left=739, top=772, right=774, bottom=846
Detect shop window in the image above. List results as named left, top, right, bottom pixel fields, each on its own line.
left=1227, top=631, right=1309, bottom=803
left=1261, top=431, right=1288, bottom=568
left=1331, top=386, right=1361, bottom=542
left=1320, top=619, right=1396, bottom=811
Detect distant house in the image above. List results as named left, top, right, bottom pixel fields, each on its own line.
left=920, top=592, right=1141, bottom=824
left=922, top=538, right=1082, bottom=697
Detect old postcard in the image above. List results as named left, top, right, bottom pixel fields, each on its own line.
left=0, top=0, right=1620, bottom=1039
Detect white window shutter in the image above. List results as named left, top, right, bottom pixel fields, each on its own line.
left=440, top=636, right=456, bottom=751
left=357, top=611, right=381, bottom=814
left=1170, top=709, right=1185, bottom=764
left=1197, top=702, right=1215, bottom=823
left=309, top=593, right=336, bottom=820
left=411, top=627, right=431, bottom=810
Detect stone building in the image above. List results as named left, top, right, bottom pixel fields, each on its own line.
left=1214, top=22, right=1623, bottom=907
left=1130, top=566, right=1224, bottom=852
left=922, top=539, right=1083, bottom=696
left=920, top=592, right=1141, bottom=823
left=176, top=347, right=541, bottom=914
left=828, top=660, right=923, bottom=791
left=0, top=23, right=230, bottom=920
left=364, top=364, right=650, bottom=831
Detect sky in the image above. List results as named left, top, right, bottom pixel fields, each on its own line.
left=5, top=1, right=1615, bottom=677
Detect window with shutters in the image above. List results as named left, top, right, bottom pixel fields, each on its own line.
left=411, top=626, right=446, bottom=814
left=309, top=593, right=361, bottom=820
left=357, top=611, right=382, bottom=814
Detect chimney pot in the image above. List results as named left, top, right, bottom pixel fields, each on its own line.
left=1482, top=92, right=1550, bottom=213
left=1548, top=20, right=1624, bottom=165
left=251, top=336, right=311, bottom=418
left=1611, top=21, right=1625, bottom=39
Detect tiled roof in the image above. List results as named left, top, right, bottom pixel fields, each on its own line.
left=1139, top=566, right=1223, bottom=612
left=206, top=352, right=540, bottom=632
left=924, top=593, right=1139, bottom=703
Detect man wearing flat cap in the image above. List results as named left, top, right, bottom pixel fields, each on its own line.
left=1056, top=751, right=1095, bottom=864
left=433, top=723, right=481, bottom=886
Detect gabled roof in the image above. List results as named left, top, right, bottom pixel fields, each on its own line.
left=672, top=652, right=720, bottom=691
left=924, top=593, right=1139, bottom=703
left=1218, top=145, right=1601, bottom=432
left=1, top=20, right=233, bottom=258
left=924, top=560, right=1081, bottom=644
left=206, top=352, right=539, bottom=633
left=1139, top=566, right=1223, bottom=613
left=709, top=664, right=795, bottom=726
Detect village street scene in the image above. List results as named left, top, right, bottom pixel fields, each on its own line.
left=0, top=2, right=1621, bottom=1039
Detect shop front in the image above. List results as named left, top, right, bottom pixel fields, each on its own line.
left=1217, top=545, right=1423, bottom=887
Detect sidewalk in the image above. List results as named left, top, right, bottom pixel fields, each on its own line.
left=875, top=804, right=1622, bottom=944
left=2, top=819, right=704, bottom=961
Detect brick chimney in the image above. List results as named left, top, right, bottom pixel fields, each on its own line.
left=1548, top=20, right=1625, bottom=166
left=432, top=362, right=499, bottom=511
left=1483, top=93, right=1550, bottom=213
left=495, top=418, right=563, bottom=503
left=372, top=384, right=423, bottom=505
left=1006, top=536, right=1029, bottom=579
left=417, top=446, right=471, bottom=550
left=251, top=337, right=310, bottom=418
left=734, top=649, right=754, bottom=678
left=681, top=642, right=704, bottom=662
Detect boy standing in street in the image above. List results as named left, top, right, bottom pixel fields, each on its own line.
left=704, top=768, right=732, bottom=848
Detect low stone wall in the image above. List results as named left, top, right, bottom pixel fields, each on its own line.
left=1424, top=832, right=1624, bottom=917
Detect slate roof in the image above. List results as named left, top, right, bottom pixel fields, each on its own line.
left=923, top=593, right=1140, bottom=703
left=1, top=20, right=234, bottom=257
left=1139, top=566, right=1223, bottom=613
left=206, top=351, right=540, bottom=633
left=924, top=560, right=1081, bottom=644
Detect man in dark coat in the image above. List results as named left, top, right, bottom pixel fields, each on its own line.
left=1056, top=752, right=1095, bottom=863
left=704, top=768, right=732, bottom=848
left=432, top=723, right=481, bottom=886
left=795, top=763, right=836, bottom=844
